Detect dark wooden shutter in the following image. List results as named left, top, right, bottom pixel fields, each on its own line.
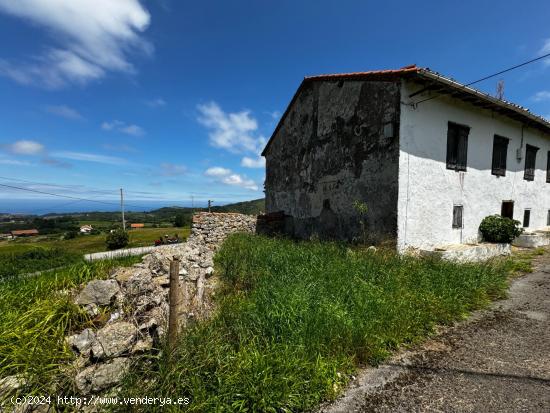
left=446, top=124, right=458, bottom=170
left=524, top=144, right=538, bottom=181
left=452, top=205, right=463, bottom=228
left=546, top=151, right=550, bottom=183
left=523, top=209, right=531, bottom=228
left=456, top=127, right=469, bottom=171
left=492, top=135, right=509, bottom=176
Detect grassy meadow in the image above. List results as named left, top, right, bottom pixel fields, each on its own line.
left=0, top=227, right=190, bottom=255
left=0, top=247, right=83, bottom=280
left=118, top=233, right=513, bottom=412
left=0, top=257, right=142, bottom=401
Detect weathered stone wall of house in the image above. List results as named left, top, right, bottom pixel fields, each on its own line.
left=62, top=213, right=256, bottom=396
left=264, top=79, right=401, bottom=243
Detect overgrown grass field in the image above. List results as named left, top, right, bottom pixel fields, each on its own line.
left=0, top=257, right=141, bottom=400
left=0, top=227, right=190, bottom=255
left=0, top=248, right=83, bottom=280
left=120, top=234, right=510, bottom=412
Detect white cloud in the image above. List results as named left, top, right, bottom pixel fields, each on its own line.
left=0, top=0, right=151, bottom=88
left=159, top=162, right=187, bottom=176
left=221, top=174, right=258, bottom=191
left=539, top=39, right=550, bottom=67
left=241, top=156, right=265, bottom=168
left=203, top=166, right=258, bottom=191
left=204, top=167, right=232, bottom=177
left=0, top=157, right=33, bottom=166
left=145, top=98, right=166, bottom=108
left=7, top=140, right=45, bottom=155
left=532, top=91, right=550, bottom=102
left=102, top=120, right=145, bottom=136
left=52, top=151, right=126, bottom=165
left=120, top=124, right=145, bottom=136
left=44, top=104, right=83, bottom=120
left=268, top=110, right=281, bottom=120
left=197, top=102, right=265, bottom=154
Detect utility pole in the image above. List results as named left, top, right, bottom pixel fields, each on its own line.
left=120, top=188, right=126, bottom=231
left=208, top=199, right=213, bottom=212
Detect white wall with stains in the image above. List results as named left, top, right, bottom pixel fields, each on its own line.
left=397, top=80, right=550, bottom=251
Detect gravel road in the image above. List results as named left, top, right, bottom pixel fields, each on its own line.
left=321, top=251, right=550, bottom=413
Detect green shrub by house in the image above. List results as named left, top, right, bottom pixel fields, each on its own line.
left=119, top=234, right=510, bottom=412
left=479, top=214, right=523, bottom=243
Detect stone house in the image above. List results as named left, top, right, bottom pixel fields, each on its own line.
left=261, top=65, right=550, bottom=251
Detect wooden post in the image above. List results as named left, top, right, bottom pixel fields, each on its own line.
left=168, top=257, right=181, bottom=351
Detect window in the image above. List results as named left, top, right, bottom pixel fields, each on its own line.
left=491, top=135, right=509, bottom=176
left=501, top=201, right=514, bottom=220
left=446, top=122, right=469, bottom=171
left=452, top=205, right=463, bottom=229
left=523, top=209, right=531, bottom=228
left=547, top=210, right=550, bottom=226
left=524, top=144, right=539, bottom=181
left=547, top=151, right=550, bottom=183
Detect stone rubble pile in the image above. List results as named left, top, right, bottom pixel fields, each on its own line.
left=65, top=213, right=257, bottom=395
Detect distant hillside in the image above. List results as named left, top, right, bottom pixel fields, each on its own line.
left=204, top=198, right=265, bottom=215
left=0, top=199, right=265, bottom=234
left=39, top=198, right=265, bottom=221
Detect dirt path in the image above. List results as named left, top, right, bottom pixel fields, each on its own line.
left=320, top=252, right=550, bottom=413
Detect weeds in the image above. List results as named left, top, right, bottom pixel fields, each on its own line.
left=0, top=247, right=82, bottom=280
left=119, top=234, right=510, bottom=412
left=0, top=256, right=141, bottom=400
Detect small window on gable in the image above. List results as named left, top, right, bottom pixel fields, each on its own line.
left=491, top=135, right=509, bottom=176
left=524, top=144, right=539, bottom=181
left=546, top=151, right=550, bottom=183
left=446, top=122, right=469, bottom=171
left=452, top=205, right=463, bottom=229
left=523, top=209, right=531, bottom=228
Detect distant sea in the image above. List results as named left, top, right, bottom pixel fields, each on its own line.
left=0, top=199, right=205, bottom=215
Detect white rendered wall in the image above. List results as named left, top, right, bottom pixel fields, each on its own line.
left=397, top=80, right=550, bottom=251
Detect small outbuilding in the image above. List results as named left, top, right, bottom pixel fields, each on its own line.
left=11, top=229, right=39, bottom=237
left=130, top=223, right=145, bottom=229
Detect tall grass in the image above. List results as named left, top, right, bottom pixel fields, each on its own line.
left=0, top=256, right=141, bottom=399
left=0, top=247, right=83, bottom=280
left=119, top=234, right=509, bottom=412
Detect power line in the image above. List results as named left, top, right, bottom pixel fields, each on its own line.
left=0, top=176, right=255, bottom=201
left=412, top=51, right=550, bottom=105
left=0, top=182, right=151, bottom=211
left=0, top=175, right=261, bottom=213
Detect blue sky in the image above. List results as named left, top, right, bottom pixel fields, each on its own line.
left=1, top=0, right=550, bottom=211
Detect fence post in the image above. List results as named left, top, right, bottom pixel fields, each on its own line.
left=168, top=257, right=181, bottom=351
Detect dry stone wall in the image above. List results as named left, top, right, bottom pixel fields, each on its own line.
left=66, top=213, right=256, bottom=395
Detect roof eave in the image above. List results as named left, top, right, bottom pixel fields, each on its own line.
left=415, top=69, right=550, bottom=134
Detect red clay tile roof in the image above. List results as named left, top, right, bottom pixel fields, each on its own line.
left=11, top=229, right=39, bottom=235
left=130, top=223, right=145, bottom=228
left=261, top=65, right=550, bottom=156
left=304, top=64, right=420, bottom=81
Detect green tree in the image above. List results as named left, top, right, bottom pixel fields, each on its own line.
left=174, top=213, right=191, bottom=228
left=106, top=229, right=129, bottom=250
